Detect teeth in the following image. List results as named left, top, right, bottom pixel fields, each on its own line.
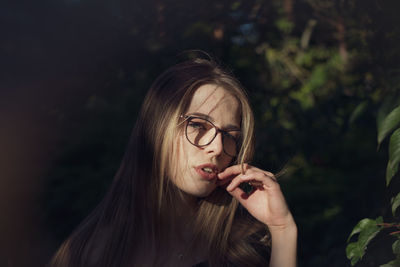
left=202, top=167, right=213, bottom=173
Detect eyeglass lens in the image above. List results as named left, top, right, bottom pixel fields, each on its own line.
left=185, top=117, right=240, bottom=157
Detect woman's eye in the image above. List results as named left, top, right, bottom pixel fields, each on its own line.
left=224, top=131, right=240, bottom=141
left=188, top=122, right=205, bottom=129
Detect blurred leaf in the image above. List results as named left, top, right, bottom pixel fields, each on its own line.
left=377, top=100, right=398, bottom=131
left=346, top=217, right=383, bottom=266
left=386, top=128, right=400, bottom=185
left=378, top=106, right=400, bottom=146
left=183, top=22, right=213, bottom=37
left=323, top=205, right=341, bottom=220
left=307, top=65, right=327, bottom=89
left=380, top=258, right=400, bottom=267
left=393, top=239, right=400, bottom=255
left=349, top=101, right=368, bottom=125
left=275, top=18, right=294, bottom=34
left=300, top=19, right=317, bottom=49
left=391, top=193, right=400, bottom=217
left=231, top=1, right=241, bottom=10
left=289, top=89, right=314, bottom=109
left=295, top=51, right=313, bottom=67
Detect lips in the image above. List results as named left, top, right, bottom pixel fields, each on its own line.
left=195, top=163, right=218, bottom=180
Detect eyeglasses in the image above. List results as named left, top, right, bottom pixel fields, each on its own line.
left=180, top=115, right=241, bottom=157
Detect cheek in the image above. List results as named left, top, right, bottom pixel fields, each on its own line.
left=169, top=134, right=189, bottom=181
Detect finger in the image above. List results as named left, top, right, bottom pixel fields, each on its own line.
left=219, top=165, right=276, bottom=180
left=264, top=170, right=275, bottom=178
left=226, top=172, right=266, bottom=191
left=228, top=186, right=251, bottom=200
left=249, top=168, right=278, bottom=184
left=218, top=163, right=249, bottom=179
left=216, top=177, right=232, bottom=186
left=226, top=171, right=278, bottom=192
left=247, top=168, right=276, bottom=182
left=261, top=172, right=278, bottom=187
left=248, top=180, right=263, bottom=187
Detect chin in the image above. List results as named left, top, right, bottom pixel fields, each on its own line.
left=184, top=186, right=217, bottom=198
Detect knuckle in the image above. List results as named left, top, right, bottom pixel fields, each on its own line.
left=246, top=169, right=256, bottom=176
left=264, top=172, right=276, bottom=179
left=265, top=171, right=274, bottom=176
left=240, top=163, right=249, bottom=174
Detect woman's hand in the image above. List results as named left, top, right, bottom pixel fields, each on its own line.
left=218, top=164, right=297, bottom=267
left=217, top=164, right=295, bottom=232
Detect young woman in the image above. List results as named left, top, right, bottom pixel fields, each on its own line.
left=50, top=57, right=297, bottom=267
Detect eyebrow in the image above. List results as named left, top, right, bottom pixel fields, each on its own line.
left=187, top=112, right=241, bottom=130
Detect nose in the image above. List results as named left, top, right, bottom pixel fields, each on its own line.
left=204, top=132, right=224, bottom=156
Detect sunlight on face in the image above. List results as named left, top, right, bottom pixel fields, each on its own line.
left=170, top=84, right=241, bottom=197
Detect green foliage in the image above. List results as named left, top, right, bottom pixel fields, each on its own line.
left=392, top=193, right=400, bottom=217
left=349, top=101, right=368, bottom=125
left=35, top=0, right=400, bottom=266
left=380, top=240, right=400, bottom=267
left=347, top=104, right=400, bottom=266
left=378, top=106, right=400, bottom=146
left=346, top=217, right=383, bottom=266
left=380, top=258, right=400, bottom=267
left=393, top=240, right=400, bottom=255
left=275, top=18, right=294, bottom=34
left=184, top=22, right=214, bottom=37
left=259, top=18, right=346, bottom=110
left=387, top=128, right=400, bottom=185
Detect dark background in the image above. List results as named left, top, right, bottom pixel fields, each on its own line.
left=1, top=0, right=399, bottom=266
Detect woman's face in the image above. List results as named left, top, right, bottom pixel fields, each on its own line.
left=170, top=84, right=241, bottom=197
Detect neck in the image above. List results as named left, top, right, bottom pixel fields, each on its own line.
left=169, top=190, right=198, bottom=234
left=133, top=189, right=206, bottom=266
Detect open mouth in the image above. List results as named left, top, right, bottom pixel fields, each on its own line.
left=195, top=164, right=218, bottom=180
left=201, top=167, right=214, bottom=174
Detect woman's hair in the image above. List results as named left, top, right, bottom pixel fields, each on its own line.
left=50, top=56, right=269, bottom=267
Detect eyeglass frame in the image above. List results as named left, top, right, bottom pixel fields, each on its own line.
left=179, top=114, right=242, bottom=157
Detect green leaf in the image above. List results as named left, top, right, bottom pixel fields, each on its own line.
left=347, top=217, right=383, bottom=242
left=386, top=128, right=400, bottom=185
left=393, top=239, right=400, bottom=255
left=377, top=100, right=395, bottom=129
left=378, top=105, right=400, bottom=146
left=346, top=217, right=384, bottom=266
left=377, top=98, right=400, bottom=131
left=231, top=1, right=241, bottom=10
left=349, top=101, right=368, bottom=125
left=380, top=258, right=400, bottom=267
left=386, top=160, right=399, bottom=187
left=392, top=193, right=400, bottom=217
left=346, top=243, right=362, bottom=266
left=275, top=18, right=294, bottom=34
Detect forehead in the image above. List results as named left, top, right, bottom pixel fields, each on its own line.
left=186, top=84, right=241, bottom=127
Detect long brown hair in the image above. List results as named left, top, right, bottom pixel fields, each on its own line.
left=50, top=57, right=269, bottom=267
